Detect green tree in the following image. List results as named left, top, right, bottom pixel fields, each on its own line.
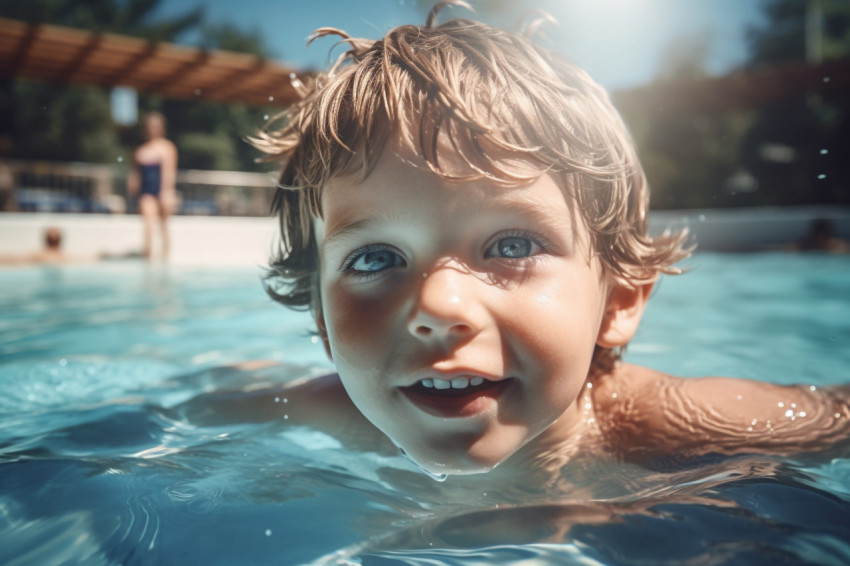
left=747, top=0, right=850, bottom=65
left=0, top=0, right=202, bottom=164
left=621, top=0, right=850, bottom=209
left=142, top=22, right=276, bottom=171
left=618, top=36, right=757, bottom=210
left=740, top=0, right=850, bottom=206
left=0, top=0, right=202, bottom=40
left=1, top=0, right=275, bottom=172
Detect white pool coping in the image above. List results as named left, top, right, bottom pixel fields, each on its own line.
left=0, top=213, right=278, bottom=267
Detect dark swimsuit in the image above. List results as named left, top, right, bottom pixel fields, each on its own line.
left=138, top=163, right=162, bottom=198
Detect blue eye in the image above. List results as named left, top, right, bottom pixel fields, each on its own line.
left=496, top=237, right=531, bottom=258
left=346, top=246, right=405, bottom=274
left=487, top=236, right=539, bottom=259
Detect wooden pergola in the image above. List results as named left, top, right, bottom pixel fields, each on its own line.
left=0, top=17, right=305, bottom=108
left=1, top=16, right=848, bottom=114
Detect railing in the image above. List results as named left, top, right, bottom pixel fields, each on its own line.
left=0, top=159, right=277, bottom=216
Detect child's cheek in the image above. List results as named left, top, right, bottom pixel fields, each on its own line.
left=323, top=282, right=401, bottom=369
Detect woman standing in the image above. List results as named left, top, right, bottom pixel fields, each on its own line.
left=127, top=112, right=178, bottom=260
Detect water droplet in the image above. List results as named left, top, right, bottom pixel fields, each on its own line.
left=820, top=149, right=829, bottom=155
left=265, top=529, right=272, bottom=536
left=117, top=156, right=123, bottom=163
left=283, top=398, right=288, bottom=404
left=823, top=76, right=831, bottom=83
left=698, top=214, right=706, bottom=222
left=584, top=402, right=592, bottom=410
left=268, top=96, right=274, bottom=102
left=311, top=336, right=319, bottom=344
left=397, top=446, right=449, bottom=481
left=809, top=385, right=817, bottom=392
left=263, top=114, right=269, bottom=120
left=586, top=382, right=593, bottom=389
left=284, top=414, right=289, bottom=420
left=289, top=72, right=296, bottom=79
left=798, top=411, right=806, bottom=418
left=784, top=409, right=794, bottom=418
left=817, top=174, right=827, bottom=180
left=59, top=359, right=67, bottom=366
left=835, top=413, right=841, bottom=419
left=778, top=402, right=784, bottom=408
left=274, top=397, right=280, bottom=403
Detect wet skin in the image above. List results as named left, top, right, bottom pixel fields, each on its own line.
left=315, top=149, right=642, bottom=475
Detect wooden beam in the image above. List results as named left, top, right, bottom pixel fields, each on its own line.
left=4, top=22, right=40, bottom=77
left=99, top=41, right=158, bottom=87
left=53, top=32, right=103, bottom=83
left=0, top=17, right=306, bottom=107
left=146, top=48, right=210, bottom=92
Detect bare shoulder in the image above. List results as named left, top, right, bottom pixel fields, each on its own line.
left=592, top=364, right=850, bottom=461
left=155, top=138, right=177, bottom=159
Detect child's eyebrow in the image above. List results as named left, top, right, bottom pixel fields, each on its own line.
left=320, top=216, right=379, bottom=253
left=499, top=198, right=577, bottom=236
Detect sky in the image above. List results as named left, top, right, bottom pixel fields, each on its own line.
left=152, top=0, right=768, bottom=91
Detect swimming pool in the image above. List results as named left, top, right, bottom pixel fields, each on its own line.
left=1, top=253, right=848, bottom=565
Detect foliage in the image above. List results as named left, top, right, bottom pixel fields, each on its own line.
left=747, top=0, right=850, bottom=65
left=0, top=0, right=272, bottom=172
left=623, top=0, right=850, bottom=209
left=738, top=0, right=850, bottom=207
left=0, top=0, right=202, bottom=40
left=619, top=36, right=756, bottom=210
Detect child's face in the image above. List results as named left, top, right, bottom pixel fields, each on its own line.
left=315, top=148, right=613, bottom=475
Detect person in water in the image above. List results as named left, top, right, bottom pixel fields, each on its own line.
left=127, top=111, right=178, bottom=260
left=0, top=226, right=90, bottom=265
left=250, top=3, right=849, bottom=481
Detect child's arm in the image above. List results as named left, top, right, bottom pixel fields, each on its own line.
left=178, top=369, right=393, bottom=453
left=594, top=365, right=850, bottom=461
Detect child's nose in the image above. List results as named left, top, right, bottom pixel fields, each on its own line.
left=407, top=264, right=484, bottom=341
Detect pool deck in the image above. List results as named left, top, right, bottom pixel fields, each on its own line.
left=1, top=206, right=849, bottom=268
left=0, top=212, right=277, bottom=267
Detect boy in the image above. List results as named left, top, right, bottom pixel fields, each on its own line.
left=250, top=3, right=849, bottom=481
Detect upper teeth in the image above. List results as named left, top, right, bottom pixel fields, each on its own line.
left=421, top=377, right=485, bottom=389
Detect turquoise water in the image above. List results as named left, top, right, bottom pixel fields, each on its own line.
left=1, top=253, right=849, bottom=565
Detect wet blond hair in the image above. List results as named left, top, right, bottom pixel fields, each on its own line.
left=252, top=1, right=690, bottom=368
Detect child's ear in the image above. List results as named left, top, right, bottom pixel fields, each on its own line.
left=596, top=281, right=655, bottom=349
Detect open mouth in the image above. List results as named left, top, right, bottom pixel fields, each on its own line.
left=401, top=376, right=511, bottom=417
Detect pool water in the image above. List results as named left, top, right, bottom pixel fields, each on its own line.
left=1, top=253, right=849, bottom=565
